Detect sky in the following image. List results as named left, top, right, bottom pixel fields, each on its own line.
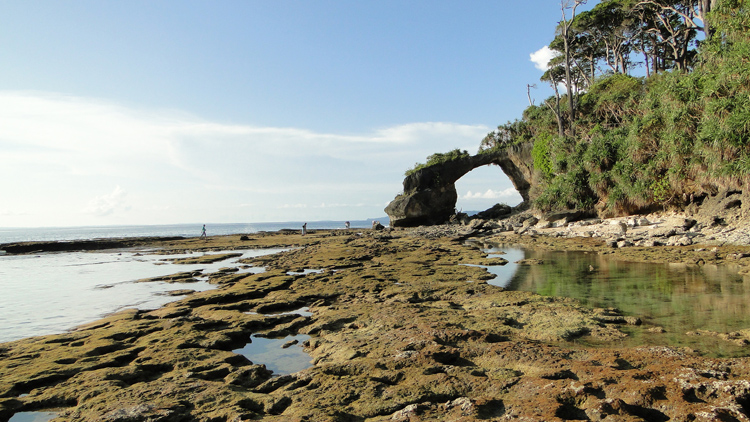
left=0, top=1, right=591, bottom=228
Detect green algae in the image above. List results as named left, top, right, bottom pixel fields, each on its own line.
left=1, top=230, right=749, bottom=421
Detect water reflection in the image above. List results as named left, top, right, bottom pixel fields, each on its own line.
left=286, top=269, right=324, bottom=276
left=8, top=411, right=58, bottom=422
left=475, top=243, right=750, bottom=356
left=482, top=247, right=525, bottom=288
left=233, top=334, right=313, bottom=375
left=0, top=248, right=283, bottom=343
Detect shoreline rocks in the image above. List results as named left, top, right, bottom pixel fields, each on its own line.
left=1, top=228, right=750, bottom=421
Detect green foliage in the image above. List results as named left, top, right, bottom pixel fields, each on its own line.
left=650, top=176, right=672, bottom=204
left=577, top=74, right=644, bottom=130
left=698, top=0, right=750, bottom=153
left=518, top=0, right=750, bottom=215
left=532, top=133, right=554, bottom=180
left=405, top=149, right=470, bottom=176
left=398, top=1, right=749, bottom=216
left=479, top=119, right=534, bottom=153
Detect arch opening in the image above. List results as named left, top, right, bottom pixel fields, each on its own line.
left=454, top=164, right=523, bottom=215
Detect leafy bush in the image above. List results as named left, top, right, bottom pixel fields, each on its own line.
left=405, top=149, right=470, bottom=176
left=479, top=119, right=534, bottom=153
left=532, top=132, right=554, bottom=180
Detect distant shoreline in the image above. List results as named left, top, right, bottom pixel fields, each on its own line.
left=0, top=218, right=388, bottom=245
left=0, top=236, right=187, bottom=254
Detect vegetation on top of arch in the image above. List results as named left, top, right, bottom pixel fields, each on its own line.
left=405, top=149, right=471, bottom=177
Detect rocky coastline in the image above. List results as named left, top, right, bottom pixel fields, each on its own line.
left=0, top=237, right=187, bottom=255
left=2, top=213, right=750, bottom=421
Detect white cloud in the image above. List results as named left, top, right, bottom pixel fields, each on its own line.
left=313, top=202, right=366, bottom=209
left=530, top=46, right=559, bottom=71
left=463, top=188, right=519, bottom=200
left=83, top=186, right=128, bottom=217
left=0, top=210, right=28, bottom=217
left=0, top=91, right=491, bottom=227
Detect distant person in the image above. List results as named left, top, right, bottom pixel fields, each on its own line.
left=345, top=221, right=350, bottom=229
left=200, top=224, right=207, bottom=240
left=302, top=223, right=307, bottom=236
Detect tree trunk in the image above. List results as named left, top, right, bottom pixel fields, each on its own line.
left=560, top=0, right=583, bottom=138
left=546, top=75, right=565, bottom=138
left=699, top=0, right=718, bottom=38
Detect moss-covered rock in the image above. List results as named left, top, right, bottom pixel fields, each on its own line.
left=1, top=230, right=749, bottom=421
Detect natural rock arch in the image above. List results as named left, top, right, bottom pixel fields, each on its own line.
left=385, top=142, right=535, bottom=227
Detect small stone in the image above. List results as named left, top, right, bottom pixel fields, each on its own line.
left=282, top=339, right=299, bottom=349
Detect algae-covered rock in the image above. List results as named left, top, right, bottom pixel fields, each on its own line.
left=1, top=231, right=750, bottom=421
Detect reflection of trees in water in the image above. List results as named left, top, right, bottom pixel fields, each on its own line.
left=504, top=248, right=750, bottom=350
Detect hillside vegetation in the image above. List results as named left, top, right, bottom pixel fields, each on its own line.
left=479, top=0, right=749, bottom=217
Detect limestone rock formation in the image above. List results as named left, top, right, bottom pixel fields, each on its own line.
left=385, top=142, right=535, bottom=227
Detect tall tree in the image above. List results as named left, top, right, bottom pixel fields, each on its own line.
left=559, top=0, right=587, bottom=138
left=541, top=61, right=567, bottom=137
left=577, top=0, right=639, bottom=74
left=634, top=0, right=701, bottom=70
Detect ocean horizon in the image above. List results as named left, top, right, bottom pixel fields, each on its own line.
left=0, top=218, right=389, bottom=245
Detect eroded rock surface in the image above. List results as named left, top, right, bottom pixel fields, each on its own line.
left=1, top=231, right=749, bottom=421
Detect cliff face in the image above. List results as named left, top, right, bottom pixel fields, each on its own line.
left=385, top=142, right=536, bottom=227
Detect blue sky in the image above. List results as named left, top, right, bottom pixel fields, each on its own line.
left=0, top=1, right=591, bottom=227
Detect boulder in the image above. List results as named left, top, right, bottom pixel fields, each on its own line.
left=475, top=203, right=512, bottom=219
left=522, top=216, right=539, bottom=228
left=384, top=186, right=458, bottom=227
left=542, top=209, right=594, bottom=224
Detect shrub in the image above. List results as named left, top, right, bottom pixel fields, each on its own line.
left=405, top=149, right=470, bottom=176
left=532, top=133, right=554, bottom=180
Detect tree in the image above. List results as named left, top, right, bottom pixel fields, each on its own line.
left=634, top=0, right=702, bottom=70
left=550, top=28, right=598, bottom=87
left=559, top=0, right=588, bottom=138
left=575, top=0, right=639, bottom=74
left=527, top=84, right=537, bottom=106
left=541, top=62, right=567, bottom=137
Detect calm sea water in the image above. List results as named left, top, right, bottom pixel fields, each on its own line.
left=0, top=219, right=385, bottom=244
left=0, top=220, right=382, bottom=344
left=0, top=247, right=286, bottom=343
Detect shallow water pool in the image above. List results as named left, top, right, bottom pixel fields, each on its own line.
left=233, top=334, right=313, bottom=375
left=476, top=243, right=750, bottom=357
left=8, top=411, right=58, bottom=422
left=0, top=248, right=284, bottom=343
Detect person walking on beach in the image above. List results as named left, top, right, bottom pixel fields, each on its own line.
left=200, top=224, right=207, bottom=240
left=302, top=223, right=307, bottom=236
left=345, top=221, right=350, bottom=229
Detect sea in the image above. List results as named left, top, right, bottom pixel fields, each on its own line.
left=0, top=219, right=386, bottom=245
left=0, top=219, right=384, bottom=343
